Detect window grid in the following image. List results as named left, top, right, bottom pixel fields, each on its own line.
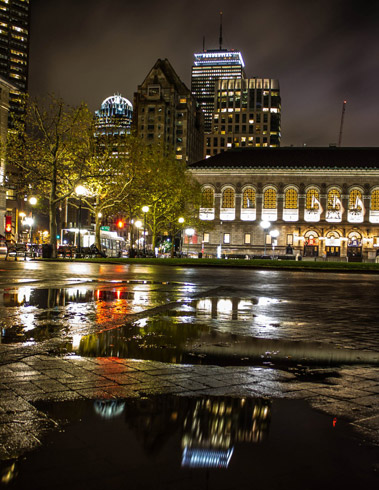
left=327, top=189, right=341, bottom=210
left=371, top=190, right=379, bottom=210
left=201, top=188, right=214, bottom=208
left=222, top=188, right=235, bottom=208
left=349, top=189, right=362, bottom=210
left=243, top=188, right=256, bottom=208
left=306, top=189, right=320, bottom=209
left=263, top=188, right=276, bottom=209
left=284, top=188, right=298, bottom=209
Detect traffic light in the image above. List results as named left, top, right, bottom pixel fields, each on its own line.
left=5, top=215, right=12, bottom=234
left=117, top=220, right=124, bottom=229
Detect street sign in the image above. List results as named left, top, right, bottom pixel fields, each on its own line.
left=100, top=226, right=110, bottom=231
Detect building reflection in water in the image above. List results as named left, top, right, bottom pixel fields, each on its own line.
left=181, top=397, right=270, bottom=468
left=93, top=395, right=271, bottom=469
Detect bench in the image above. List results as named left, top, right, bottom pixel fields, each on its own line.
left=57, top=245, right=106, bottom=259
left=5, top=243, right=32, bottom=261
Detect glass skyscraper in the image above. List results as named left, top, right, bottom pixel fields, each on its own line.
left=0, top=0, right=30, bottom=121
left=191, top=49, right=245, bottom=133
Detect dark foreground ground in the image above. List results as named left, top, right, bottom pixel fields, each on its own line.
left=0, top=260, right=378, bottom=488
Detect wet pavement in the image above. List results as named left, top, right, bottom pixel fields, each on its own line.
left=0, top=260, right=378, bottom=487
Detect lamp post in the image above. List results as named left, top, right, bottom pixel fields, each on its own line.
left=28, top=196, right=37, bottom=244
left=135, top=220, right=142, bottom=255
left=260, top=220, right=271, bottom=256
left=269, top=229, right=279, bottom=258
left=185, top=228, right=195, bottom=257
left=75, top=185, right=87, bottom=257
left=142, top=206, right=149, bottom=256
left=178, top=217, right=184, bottom=256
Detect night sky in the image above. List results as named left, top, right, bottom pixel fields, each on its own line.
left=29, top=0, right=379, bottom=147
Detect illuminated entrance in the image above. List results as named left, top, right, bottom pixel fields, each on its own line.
left=303, top=231, right=319, bottom=257
left=325, top=232, right=341, bottom=257
left=347, top=231, right=363, bottom=262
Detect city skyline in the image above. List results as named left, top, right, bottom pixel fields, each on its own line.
left=28, top=0, right=379, bottom=148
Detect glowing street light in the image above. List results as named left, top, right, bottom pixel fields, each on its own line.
left=75, top=185, right=88, bottom=256
left=269, top=229, right=279, bottom=257
left=27, top=196, right=38, bottom=244
left=142, top=206, right=149, bottom=255
left=260, top=220, right=271, bottom=256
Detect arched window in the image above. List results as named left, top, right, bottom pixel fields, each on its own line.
left=284, top=188, right=298, bottom=209
left=327, top=188, right=341, bottom=210
left=242, top=187, right=256, bottom=208
left=222, top=188, right=235, bottom=208
left=306, top=188, right=320, bottom=210
left=263, top=188, right=277, bottom=209
left=201, top=187, right=214, bottom=208
left=371, top=189, right=379, bottom=210
left=349, top=189, right=363, bottom=210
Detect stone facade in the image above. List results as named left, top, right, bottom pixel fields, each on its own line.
left=133, top=58, right=203, bottom=164
left=188, top=147, right=379, bottom=261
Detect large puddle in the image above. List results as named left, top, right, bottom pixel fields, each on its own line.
left=1, top=286, right=378, bottom=366
left=1, top=395, right=377, bottom=489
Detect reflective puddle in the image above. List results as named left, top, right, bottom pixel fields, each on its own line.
left=0, top=395, right=377, bottom=489
left=1, top=286, right=378, bottom=366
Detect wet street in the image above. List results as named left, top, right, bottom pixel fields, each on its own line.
left=0, top=260, right=378, bottom=488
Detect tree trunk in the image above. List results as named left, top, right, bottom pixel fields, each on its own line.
left=95, top=213, right=101, bottom=250
left=49, top=200, right=57, bottom=258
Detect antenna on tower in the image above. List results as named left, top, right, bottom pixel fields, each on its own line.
left=219, top=11, right=223, bottom=49
left=338, top=100, right=347, bottom=147
left=203, top=36, right=205, bottom=52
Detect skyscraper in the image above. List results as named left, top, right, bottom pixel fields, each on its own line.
left=95, top=94, right=133, bottom=137
left=0, top=0, right=30, bottom=121
left=205, top=77, right=281, bottom=157
left=191, top=49, right=245, bottom=133
left=133, top=58, right=203, bottom=164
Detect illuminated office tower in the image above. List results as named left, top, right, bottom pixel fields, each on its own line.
left=0, top=0, right=30, bottom=121
left=205, top=77, right=281, bottom=157
left=95, top=94, right=133, bottom=137
left=191, top=49, right=245, bottom=133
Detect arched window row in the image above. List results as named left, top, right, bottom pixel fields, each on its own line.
left=199, top=184, right=379, bottom=222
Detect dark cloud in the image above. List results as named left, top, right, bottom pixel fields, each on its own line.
left=29, top=0, right=379, bottom=146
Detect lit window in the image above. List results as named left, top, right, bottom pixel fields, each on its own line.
left=223, top=233, right=230, bottom=244
left=371, top=189, right=379, bottom=210
left=284, top=188, right=298, bottom=209
left=263, top=188, right=276, bottom=209
left=306, top=188, right=320, bottom=209
left=203, top=233, right=210, bottom=243
left=244, top=233, right=251, bottom=244
left=222, top=188, right=235, bottom=208
left=201, top=188, right=214, bottom=208
left=327, top=188, right=341, bottom=210
left=243, top=187, right=255, bottom=208
left=349, top=189, right=362, bottom=210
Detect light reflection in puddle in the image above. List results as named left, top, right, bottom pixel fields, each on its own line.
left=2, top=395, right=377, bottom=489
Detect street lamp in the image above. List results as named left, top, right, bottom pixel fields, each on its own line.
left=135, top=220, right=142, bottom=255
left=178, top=217, right=184, bottom=255
left=185, top=228, right=195, bottom=257
left=75, top=185, right=87, bottom=256
left=28, top=196, right=37, bottom=244
left=269, top=229, right=279, bottom=258
left=260, top=220, right=271, bottom=256
left=142, top=206, right=149, bottom=256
